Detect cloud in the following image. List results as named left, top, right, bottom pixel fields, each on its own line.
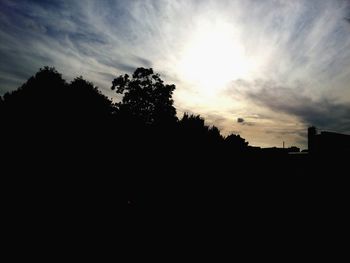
left=2, top=0, right=350, bottom=94
left=236, top=117, right=256, bottom=127
left=233, top=79, right=350, bottom=133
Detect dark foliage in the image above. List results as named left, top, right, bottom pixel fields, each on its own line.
left=1, top=66, right=348, bottom=250
left=2, top=67, right=113, bottom=127
left=225, top=133, right=248, bottom=152
left=178, top=113, right=224, bottom=151
left=111, top=67, right=177, bottom=126
left=1, top=67, right=117, bottom=231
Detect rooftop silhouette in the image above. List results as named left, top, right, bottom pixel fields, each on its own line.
left=308, top=126, right=350, bottom=154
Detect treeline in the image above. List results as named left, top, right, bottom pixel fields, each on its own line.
left=1, top=66, right=251, bottom=208
left=1, top=66, right=248, bottom=159
left=1, top=66, right=346, bottom=238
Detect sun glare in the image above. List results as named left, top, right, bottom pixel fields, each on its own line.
left=179, top=22, right=252, bottom=95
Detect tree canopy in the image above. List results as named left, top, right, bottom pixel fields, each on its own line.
left=1, top=66, right=250, bottom=156
left=1, top=67, right=113, bottom=124
left=111, top=67, right=177, bottom=126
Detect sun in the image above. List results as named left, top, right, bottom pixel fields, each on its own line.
left=178, top=22, right=252, bottom=95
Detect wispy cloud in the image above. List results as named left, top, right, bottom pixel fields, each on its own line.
left=1, top=0, right=350, bottom=148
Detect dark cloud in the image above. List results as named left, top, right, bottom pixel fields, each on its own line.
left=238, top=80, right=350, bottom=133
left=236, top=117, right=254, bottom=126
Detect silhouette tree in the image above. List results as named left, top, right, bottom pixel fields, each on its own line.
left=179, top=114, right=223, bottom=139
left=1, top=66, right=116, bottom=158
left=2, top=67, right=67, bottom=121
left=179, top=113, right=207, bottom=136
left=178, top=113, right=224, bottom=151
left=2, top=67, right=114, bottom=125
left=111, top=68, right=177, bottom=126
left=225, top=134, right=248, bottom=151
left=207, top=126, right=223, bottom=144
left=68, top=76, right=114, bottom=123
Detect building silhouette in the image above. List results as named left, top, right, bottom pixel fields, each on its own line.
left=308, top=126, right=350, bottom=154
left=247, top=146, right=300, bottom=154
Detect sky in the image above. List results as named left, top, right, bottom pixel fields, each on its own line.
left=1, top=0, right=350, bottom=148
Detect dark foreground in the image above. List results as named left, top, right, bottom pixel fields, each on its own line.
left=1, top=67, right=347, bottom=257
left=3, top=141, right=348, bottom=259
